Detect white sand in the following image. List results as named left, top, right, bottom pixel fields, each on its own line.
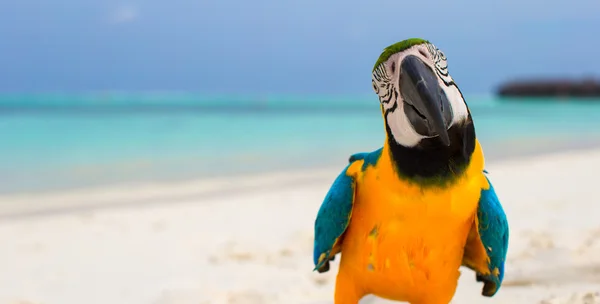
left=1, top=149, right=600, bottom=304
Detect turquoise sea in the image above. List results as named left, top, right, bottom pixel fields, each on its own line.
left=1, top=93, right=600, bottom=194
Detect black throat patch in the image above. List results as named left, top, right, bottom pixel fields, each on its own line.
left=385, top=117, right=476, bottom=187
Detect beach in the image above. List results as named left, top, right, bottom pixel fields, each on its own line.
left=0, top=147, right=599, bottom=304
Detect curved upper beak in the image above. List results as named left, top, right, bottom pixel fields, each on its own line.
left=399, top=55, right=453, bottom=146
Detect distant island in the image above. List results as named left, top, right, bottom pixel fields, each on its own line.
left=497, top=78, right=600, bottom=98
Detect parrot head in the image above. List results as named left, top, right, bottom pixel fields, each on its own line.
left=372, top=38, right=476, bottom=184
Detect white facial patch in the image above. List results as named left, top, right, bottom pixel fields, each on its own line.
left=372, top=43, right=469, bottom=147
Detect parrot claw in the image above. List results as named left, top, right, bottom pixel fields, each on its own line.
left=316, top=254, right=337, bottom=273
left=317, top=261, right=330, bottom=273
left=475, top=274, right=498, bottom=297
left=481, top=281, right=497, bottom=297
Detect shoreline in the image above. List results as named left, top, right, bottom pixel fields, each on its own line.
left=1, top=135, right=599, bottom=198
left=0, top=168, right=337, bottom=220
left=0, top=143, right=599, bottom=220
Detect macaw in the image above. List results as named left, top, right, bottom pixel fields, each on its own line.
left=312, top=38, right=509, bottom=304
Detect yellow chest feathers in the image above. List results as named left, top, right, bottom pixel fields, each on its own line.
left=338, top=142, right=488, bottom=299
left=345, top=157, right=486, bottom=254
left=347, top=140, right=487, bottom=228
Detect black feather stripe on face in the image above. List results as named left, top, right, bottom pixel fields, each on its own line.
left=384, top=94, right=398, bottom=118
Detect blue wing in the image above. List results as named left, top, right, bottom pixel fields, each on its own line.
left=312, top=156, right=364, bottom=273
left=474, top=174, right=510, bottom=296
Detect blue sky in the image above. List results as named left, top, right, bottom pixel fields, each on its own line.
left=0, top=0, right=598, bottom=94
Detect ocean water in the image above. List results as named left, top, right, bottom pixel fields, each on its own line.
left=1, top=93, right=600, bottom=194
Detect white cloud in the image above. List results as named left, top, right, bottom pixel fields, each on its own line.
left=109, top=4, right=139, bottom=24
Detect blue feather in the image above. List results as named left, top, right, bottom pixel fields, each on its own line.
left=348, top=152, right=369, bottom=162
left=313, top=164, right=356, bottom=271
left=350, top=148, right=382, bottom=171
left=313, top=148, right=383, bottom=272
left=476, top=175, right=509, bottom=297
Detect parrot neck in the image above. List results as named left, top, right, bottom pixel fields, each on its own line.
left=385, top=118, right=477, bottom=187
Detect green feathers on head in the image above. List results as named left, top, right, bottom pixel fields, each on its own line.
left=372, top=38, right=430, bottom=72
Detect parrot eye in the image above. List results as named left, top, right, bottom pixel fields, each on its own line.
left=390, top=62, right=396, bottom=74
left=419, top=49, right=429, bottom=58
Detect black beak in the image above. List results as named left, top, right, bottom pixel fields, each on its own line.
left=399, top=55, right=453, bottom=146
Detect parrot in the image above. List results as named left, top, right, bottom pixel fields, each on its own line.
left=312, top=38, right=509, bottom=304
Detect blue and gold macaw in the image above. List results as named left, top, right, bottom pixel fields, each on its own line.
left=312, top=38, right=509, bottom=304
